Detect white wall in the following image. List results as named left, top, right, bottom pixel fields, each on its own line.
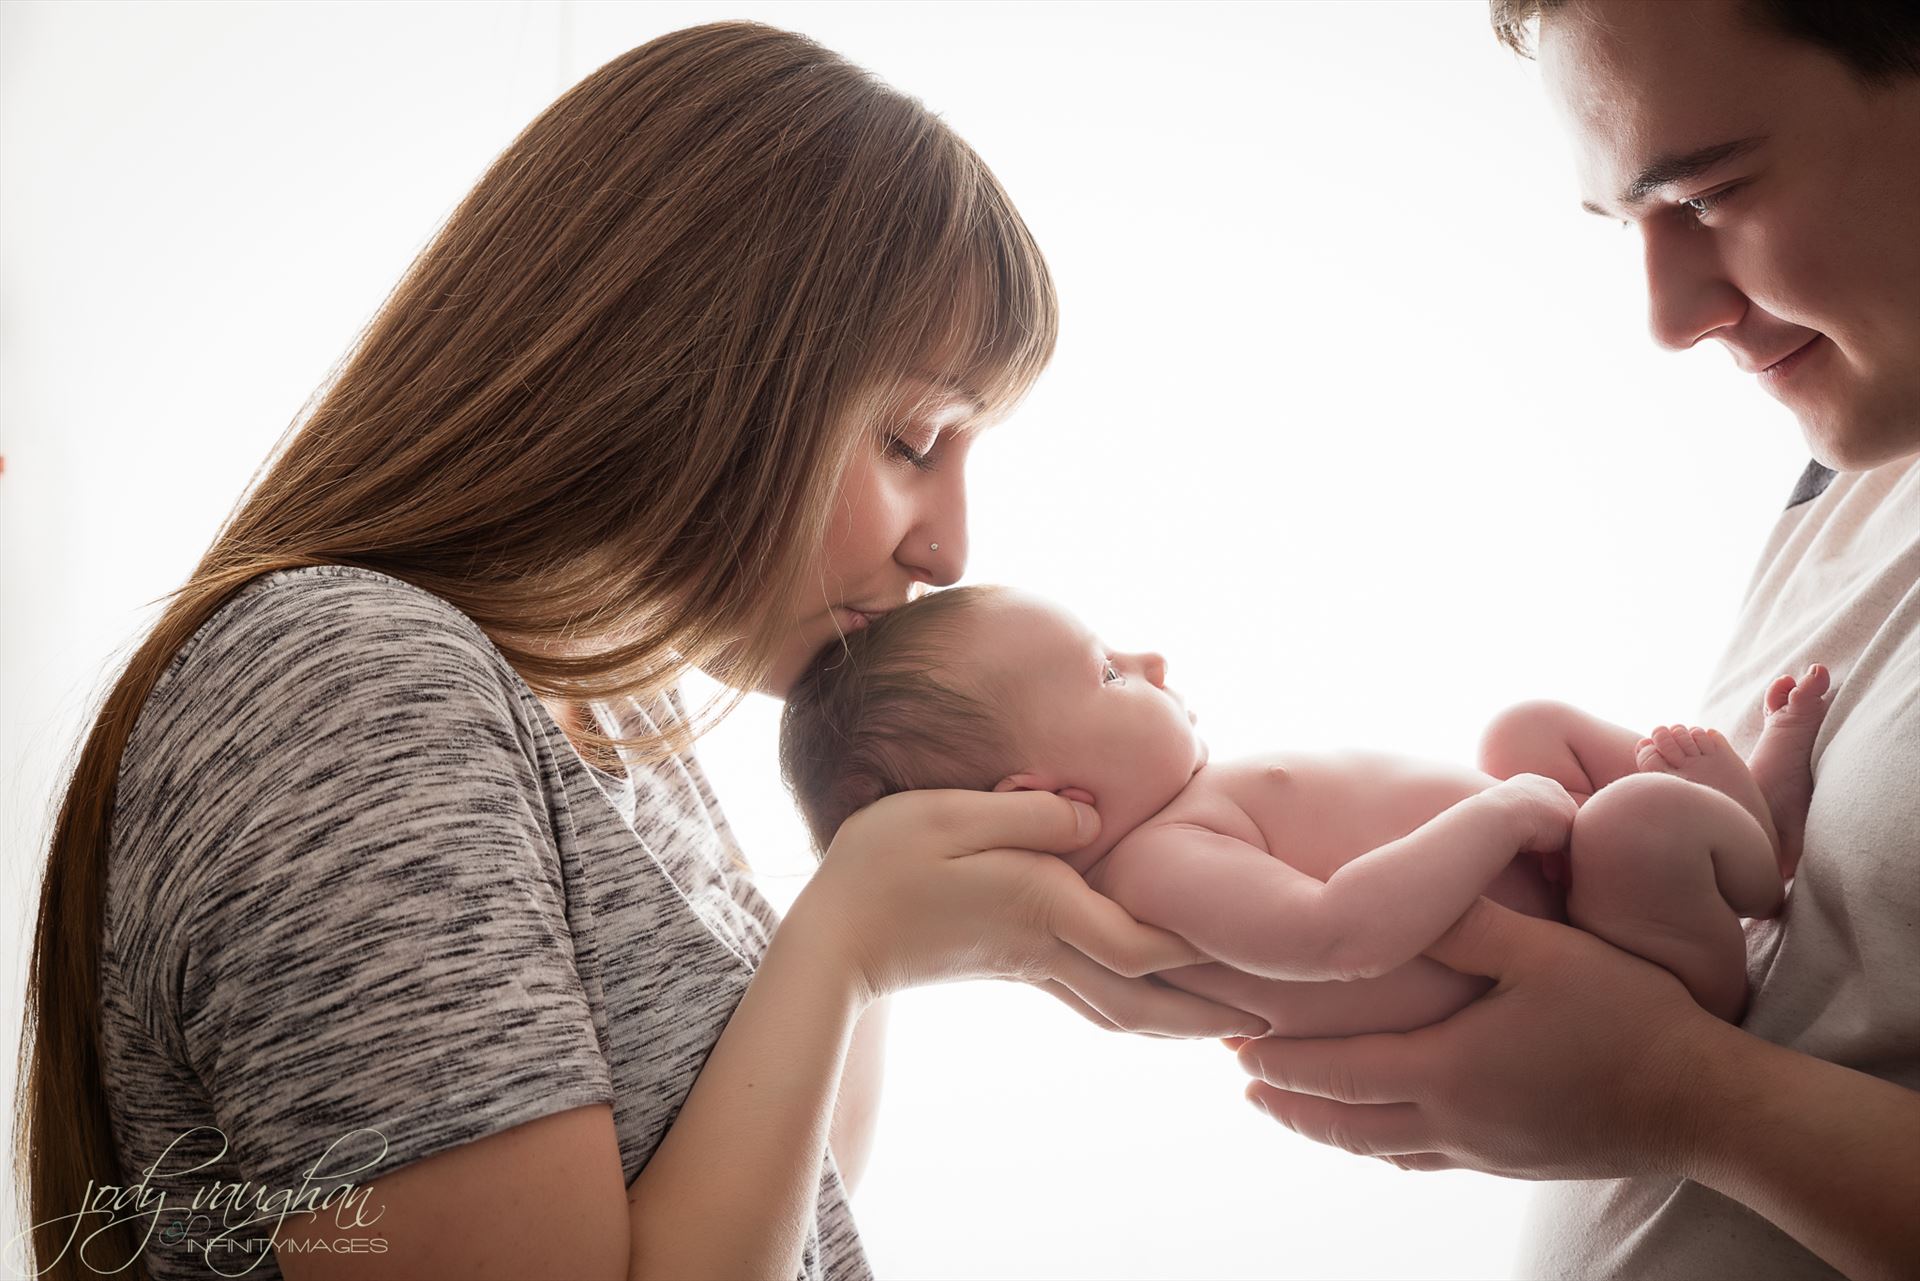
left=0, top=3, right=1810, bottom=1278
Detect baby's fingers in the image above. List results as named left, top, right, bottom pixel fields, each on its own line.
left=1045, top=946, right=1269, bottom=1039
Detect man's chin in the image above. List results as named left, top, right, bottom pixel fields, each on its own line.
left=1799, top=404, right=1920, bottom=473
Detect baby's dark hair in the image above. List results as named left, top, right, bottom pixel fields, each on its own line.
left=779, top=583, right=1022, bottom=856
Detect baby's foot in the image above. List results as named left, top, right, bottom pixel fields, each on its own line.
left=1634, top=723, right=1779, bottom=860
left=1745, top=664, right=1832, bottom=879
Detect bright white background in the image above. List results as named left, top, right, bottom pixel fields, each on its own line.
left=1, top=2, right=1809, bottom=1278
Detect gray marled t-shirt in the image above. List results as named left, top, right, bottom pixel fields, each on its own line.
left=100, top=564, right=871, bottom=1280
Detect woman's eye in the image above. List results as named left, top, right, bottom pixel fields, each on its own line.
left=887, top=434, right=937, bottom=471
left=1103, top=661, right=1123, bottom=685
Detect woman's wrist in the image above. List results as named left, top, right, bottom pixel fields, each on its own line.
left=776, top=880, right=882, bottom=1012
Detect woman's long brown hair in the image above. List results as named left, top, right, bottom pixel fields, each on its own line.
left=12, top=20, right=1056, bottom=1278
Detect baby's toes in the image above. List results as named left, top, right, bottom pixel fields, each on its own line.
left=1691, top=726, right=1732, bottom=757
left=1646, top=725, right=1690, bottom=768
left=1789, top=664, right=1832, bottom=708
left=1764, top=674, right=1797, bottom=716
left=1668, top=724, right=1703, bottom=757
left=1634, top=736, right=1672, bottom=774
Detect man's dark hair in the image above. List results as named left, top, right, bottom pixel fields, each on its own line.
left=1491, top=0, right=1920, bottom=83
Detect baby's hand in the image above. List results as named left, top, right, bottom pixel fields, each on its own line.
left=1488, top=773, right=1579, bottom=855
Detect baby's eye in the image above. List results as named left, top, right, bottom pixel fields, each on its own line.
left=1102, top=661, right=1123, bottom=685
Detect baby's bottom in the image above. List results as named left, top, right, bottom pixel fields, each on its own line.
left=1479, top=700, right=1783, bottom=1022
left=1156, top=852, right=1564, bottom=1039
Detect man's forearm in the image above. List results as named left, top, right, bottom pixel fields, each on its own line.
left=1687, top=1023, right=1920, bottom=1281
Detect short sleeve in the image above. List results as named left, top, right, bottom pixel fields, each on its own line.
left=171, top=577, right=614, bottom=1201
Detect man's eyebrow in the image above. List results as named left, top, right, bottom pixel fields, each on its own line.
left=1580, top=135, right=1767, bottom=217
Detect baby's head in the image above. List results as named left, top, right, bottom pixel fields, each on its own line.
left=779, top=584, right=1207, bottom=869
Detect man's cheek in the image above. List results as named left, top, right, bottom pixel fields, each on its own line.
left=1734, top=212, right=1840, bottom=334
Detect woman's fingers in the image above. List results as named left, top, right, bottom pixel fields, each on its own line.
left=920, top=788, right=1100, bottom=859
left=1245, top=1084, right=1431, bottom=1159
left=1044, top=945, right=1268, bottom=1038
left=1040, top=861, right=1214, bottom=975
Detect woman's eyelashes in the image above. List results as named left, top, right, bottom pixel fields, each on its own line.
left=887, top=430, right=939, bottom=471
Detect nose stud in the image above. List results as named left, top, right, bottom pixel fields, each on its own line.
left=930, top=542, right=939, bottom=551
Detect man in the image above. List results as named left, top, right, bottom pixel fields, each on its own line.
left=1229, top=2, right=1920, bottom=1277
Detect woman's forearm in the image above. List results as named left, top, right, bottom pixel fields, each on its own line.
left=624, top=894, right=867, bottom=1280
left=829, top=994, right=889, bottom=1196
left=1685, top=1023, right=1920, bottom=1281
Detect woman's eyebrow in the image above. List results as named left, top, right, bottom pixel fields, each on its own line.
left=1580, top=134, right=1767, bottom=216
left=907, top=369, right=986, bottom=415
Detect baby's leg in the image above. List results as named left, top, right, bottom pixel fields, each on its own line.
left=1566, top=772, right=1784, bottom=1023
left=1631, top=664, right=1831, bottom=880
left=1478, top=700, right=1645, bottom=802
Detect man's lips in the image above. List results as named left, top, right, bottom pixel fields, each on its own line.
left=1750, top=334, right=1822, bottom=376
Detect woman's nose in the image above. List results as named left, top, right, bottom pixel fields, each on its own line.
left=902, top=475, right=968, bottom=587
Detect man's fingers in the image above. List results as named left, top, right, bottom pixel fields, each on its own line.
left=1377, top=1151, right=1458, bottom=1173
left=1245, top=1083, right=1430, bottom=1158
left=1034, top=978, right=1121, bottom=1031
left=1046, top=947, right=1268, bottom=1038
left=1421, top=894, right=1554, bottom=979
left=1234, top=1029, right=1426, bottom=1104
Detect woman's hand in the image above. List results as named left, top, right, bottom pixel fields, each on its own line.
left=1225, top=896, right=1731, bottom=1179
left=788, top=787, right=1272, bottom=1039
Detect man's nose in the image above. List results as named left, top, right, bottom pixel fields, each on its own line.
left=1642, top=220, right=1746, bottom=352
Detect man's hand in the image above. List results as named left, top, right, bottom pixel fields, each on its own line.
left=1225, top=895, right=1730, bottom=1179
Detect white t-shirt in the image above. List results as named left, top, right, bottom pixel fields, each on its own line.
left=1517, top=454, right=1920, bottom=1279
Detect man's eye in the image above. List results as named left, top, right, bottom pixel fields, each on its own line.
left=1103, top=662, right=1123, bottom=685
left=1681, top=184, right=1741, bottom=222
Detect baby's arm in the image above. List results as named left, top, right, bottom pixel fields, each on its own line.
left=1097, top=775, right=1575, bottom=982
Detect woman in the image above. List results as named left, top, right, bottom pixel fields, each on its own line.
left=13, top=20, right=1267, bottom=1281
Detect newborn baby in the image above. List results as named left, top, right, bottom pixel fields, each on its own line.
left=779, top=585, right=1832, bottom=1031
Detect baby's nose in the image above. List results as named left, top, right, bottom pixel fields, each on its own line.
left=1142, top=653, right=1168, bottom=687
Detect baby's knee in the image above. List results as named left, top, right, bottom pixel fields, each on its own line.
left=1478, top=699, right=1584, bottom=776
left=1569, top=773, right=1700, bottom=877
